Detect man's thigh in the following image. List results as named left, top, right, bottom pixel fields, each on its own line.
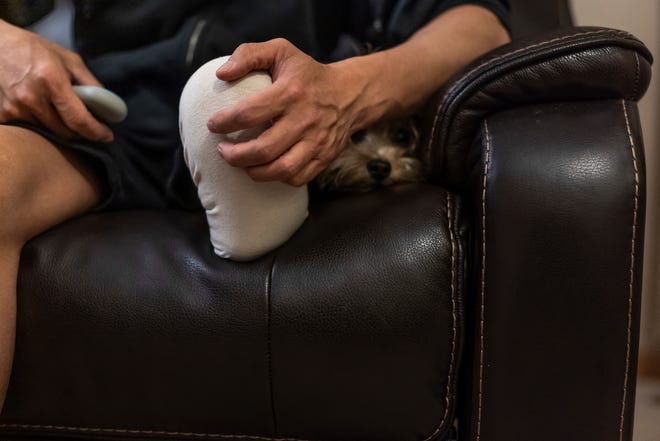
left=0, top=124, right=102, bottom=243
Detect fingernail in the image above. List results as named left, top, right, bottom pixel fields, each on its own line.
left=217, top=59, right=234, bottom=75
left=207, top=120, right=216, bottom=132
left=217, top=142, right=227, bottom=157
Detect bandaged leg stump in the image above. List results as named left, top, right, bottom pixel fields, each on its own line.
left=179, top=56, right=308, bottom=261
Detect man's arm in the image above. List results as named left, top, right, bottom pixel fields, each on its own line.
left=207, top=5, right=510, bottom=186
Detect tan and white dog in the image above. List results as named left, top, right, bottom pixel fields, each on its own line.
left=315, top=118, right=424, bottom=193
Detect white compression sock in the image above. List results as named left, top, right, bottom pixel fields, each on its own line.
left=179, top=56, right=308, bottom=261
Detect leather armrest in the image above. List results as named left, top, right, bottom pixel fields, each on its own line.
left=458, top=98, right=646, bottom=441
left=431, top=25, right=653, bottom=441
left=420, top=26, right=652, bottom=188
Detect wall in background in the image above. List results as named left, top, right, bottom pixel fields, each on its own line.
left=570, top=0, right=660, bottom=374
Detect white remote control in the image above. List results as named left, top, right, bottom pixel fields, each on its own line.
left=73, top=85, right=128, bottom=123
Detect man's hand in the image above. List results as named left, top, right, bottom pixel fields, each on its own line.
left=207, top=6, right=509, bottom=186
left=208, top=38, right=365, bottom=186
left=0, top=20, right=113, bottom=142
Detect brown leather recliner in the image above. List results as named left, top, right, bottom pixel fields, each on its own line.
left=0, top=3, right=653, bottom=441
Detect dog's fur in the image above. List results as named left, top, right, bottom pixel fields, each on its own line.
left=315, top=118, right=424, bottom=193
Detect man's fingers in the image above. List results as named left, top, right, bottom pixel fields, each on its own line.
left=285, top=159, right=326, bottom=187
left=218, top=119, right=302, bottom=168
left=50, top=82, right=114, bottom=142
left=30, top=97, right=76, bottom=139
left=216, top=38, right=295, bottom=81
left=5, top=86, right=75, bottom=138
left=40, top=45, right=112, bottom=141
left=208, top=84, right=287, bottom=134
left=216, top=39, right=283, bottom=81
left=215, top=42, right=276, bottom=81
left=244, top=140, right=319, bottom=183
left=217, top=104, right=325, bottom=168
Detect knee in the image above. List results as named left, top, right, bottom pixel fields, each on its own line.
left=0, top=125, right=94, bottom=245
left=179, top=56, right=272, bottom=157
left=178, top=55, right=275, bottom=204
left=178, top=58, right=308, bottom=261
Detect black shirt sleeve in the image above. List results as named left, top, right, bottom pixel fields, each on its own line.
left=348, top=0, right=510, bottom=51
left=382, top=0, right=509, bottom=46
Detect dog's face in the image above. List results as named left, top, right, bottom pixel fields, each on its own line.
left=315, top=118, right=424, bottom=193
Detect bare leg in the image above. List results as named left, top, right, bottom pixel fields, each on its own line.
left=0, top=125, right=102, bottom=412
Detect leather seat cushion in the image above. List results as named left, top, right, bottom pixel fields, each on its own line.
left=2, top=183, right=466, bottom=441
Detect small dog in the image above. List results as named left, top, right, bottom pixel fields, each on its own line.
left=315, top=118, right=425, bottom=193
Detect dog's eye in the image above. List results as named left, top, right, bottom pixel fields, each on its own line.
left=393, top=128, right=413, bottom=147
left=350, top=130, right=367, bottom=144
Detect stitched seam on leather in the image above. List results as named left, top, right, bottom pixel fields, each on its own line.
left=443, top=193, right=459, bottom=434
left=619, top=99, right=639, bottom=441
left=443, top=29, right=628, bottom=107
left=426, top=29, right=630, bottom=159
left=0, top=424, right=312, bottom=441
left=476, top=120, right=492, bottom=441
left=267, top=254, right=278, bottom=435
left=632, top=52, right=641, bottom=100
left=421, top=192, right=459, bottom=441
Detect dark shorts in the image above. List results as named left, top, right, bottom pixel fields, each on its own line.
left=10, top=120, right=202, bottom=212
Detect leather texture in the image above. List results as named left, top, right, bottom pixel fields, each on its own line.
left=1, top=184, right=467, bottom=441
left=458, top=99, right=646, bottom=441
left=420, top=26, right=653, bottom=189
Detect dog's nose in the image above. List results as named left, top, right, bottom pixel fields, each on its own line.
left=367, top=159, right=391, bottom=181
